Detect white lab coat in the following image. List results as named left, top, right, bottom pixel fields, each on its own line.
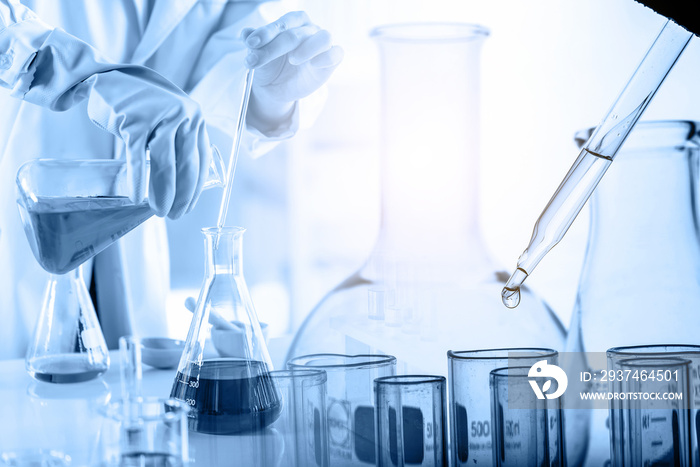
left=0, top=0, right=300, bottom=359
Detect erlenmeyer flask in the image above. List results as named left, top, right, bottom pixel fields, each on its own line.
left=25, top=265, right=110, bottom=383
left=15, top=149, right=225, bottom=275
left=170, top=227, right=281, bottom=435
left=287, top=23, right=565, bottom=374
left=565, top=121, right=700, bottom=466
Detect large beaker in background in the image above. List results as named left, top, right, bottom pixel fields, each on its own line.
left=565, top=121, right=700, bottom=466
left=287, top=23, right=565, bottom=374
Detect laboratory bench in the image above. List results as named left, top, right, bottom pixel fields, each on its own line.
left=0, top=345, right=294, bottom=466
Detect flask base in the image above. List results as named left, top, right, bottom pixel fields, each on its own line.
left=171, top=359, right=282, bottom=435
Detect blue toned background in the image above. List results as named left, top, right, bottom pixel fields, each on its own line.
left=165, top=0, right=700, bottom=351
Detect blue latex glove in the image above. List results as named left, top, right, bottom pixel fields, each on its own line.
left=241, top=11, right=343, bottom=125
left=84, top=71, right=212, bottom=219
left=17, top=28, right=213, bottom=219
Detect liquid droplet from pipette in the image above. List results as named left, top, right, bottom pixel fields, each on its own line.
left=501, top=268, right=528, bottom=309
left=501, top=287, right=520, bottom=308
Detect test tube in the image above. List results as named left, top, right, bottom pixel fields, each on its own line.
left=448, top=348, right=558, bottom=466
left=374, top=375, right=448, bottom=466
left=490, top=367, right=565, bottom=467
left=608, top=345, right=700, bottom=466
left=287, top=353, right=397, bottom=467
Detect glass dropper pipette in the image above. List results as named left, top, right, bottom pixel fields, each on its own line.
left=502, top=19, right=693, bottom=308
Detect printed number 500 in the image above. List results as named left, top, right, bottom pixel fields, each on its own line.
left=471, top=420, right=490, bottom=437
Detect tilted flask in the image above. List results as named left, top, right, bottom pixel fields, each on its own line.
left=15, top=150, right=225, bottom=275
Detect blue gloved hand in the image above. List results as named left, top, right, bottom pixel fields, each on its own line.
left=85, top=70, right=213, bottom=219
left=14, top=27, right=213, bottom=220
left=242, top=11, right=343, bottom=124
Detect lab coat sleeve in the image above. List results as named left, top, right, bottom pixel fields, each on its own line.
left=0, top=0, right=53, bottom=96
left=1, top=3, right=195, bottom=124
left=20, top=30, right=187, bottom=112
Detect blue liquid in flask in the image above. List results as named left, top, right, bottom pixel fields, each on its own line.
left=170, top=359, right=282, bottom=435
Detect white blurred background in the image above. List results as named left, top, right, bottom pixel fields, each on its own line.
left=165, top=0, right=700, bottom=353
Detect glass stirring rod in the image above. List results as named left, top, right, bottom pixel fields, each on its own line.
left=502, top=20, right=693, bottom=308
left=216, top=68, right=255, bottom=230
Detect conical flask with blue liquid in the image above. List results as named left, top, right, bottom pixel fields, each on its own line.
left=170, top=227, right=281, bottom=435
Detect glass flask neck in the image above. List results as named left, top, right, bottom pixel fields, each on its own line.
left=370, top=24, right=491, bottom=272
left=49, top=267, right=84, bottom=294
left=203, top=228, right=245, bottom=277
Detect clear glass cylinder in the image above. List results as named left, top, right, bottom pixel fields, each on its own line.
left=566, top=121, right=700, bottom=465
left=490, top=366, right=565, bottom=467
left=287, top=353, right=396, bottom=467
left=170, top=227, right=280, bottom=435
left=447, top=348, right=558, bottom=466
left=608, top=356, right=691, bottom=467
left=264, top=369, right=330, bottom=467
left=607, top=345, right=700, bottom=466
left=288, top=21, right=565, bottom=377
left=374, top=375, right=448, bottom=467
left=25, top=265, right=110, bottom=383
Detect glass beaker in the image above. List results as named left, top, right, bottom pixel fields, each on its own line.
left=287, top=22, right=565, bottom=374
left=448, top=348, right=559, bottom=466
left=262, top=369, right=330, bottom=467
left=608, top=345, right=700, bottom=466
left=170, top=227, right=281, bottom=435
left=608, top=356, right=692, bottom=467
left=490, top=366, right=565, bottom=467
left=565, top=121, right=700, bottom=465
left=25, top=265, right=110, bottom=383
left=287, top=353, right=397, bottom=467
left=374, top=375, right=448, bottom=467
left=15, top=151, right=224, bottom=275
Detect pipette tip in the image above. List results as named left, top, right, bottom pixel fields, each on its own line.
left=501, top=268, right=528, bottom=309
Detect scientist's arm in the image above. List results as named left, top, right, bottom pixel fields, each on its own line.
left=0, top=0, right=52, bottom=96
left=0, top=0, right=211, bottom=219
left=242, top=11, right=343, bottom=136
